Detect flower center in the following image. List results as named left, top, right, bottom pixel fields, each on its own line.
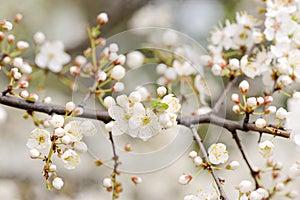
left=142, top=117, right=151, bottom=125
left=38, top=136, right=45, bottom=143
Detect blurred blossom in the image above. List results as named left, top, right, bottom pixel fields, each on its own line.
left=129, top=3, right=172, bottom=29
left=0, top=0, right=87, bottom=49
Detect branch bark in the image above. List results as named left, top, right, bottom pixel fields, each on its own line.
left=0, top=93, right=290, bottom=138
left=231, top=130, right=260, bottom=189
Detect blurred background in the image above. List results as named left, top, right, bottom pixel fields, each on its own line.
left=0, top=0, right=300, bottom=199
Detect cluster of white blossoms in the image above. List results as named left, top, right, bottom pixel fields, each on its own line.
left=26, top=102, right=96, bottom=190
left=202, top=0, right=300, bottom=87
left=106, top=86, right=181, bottom=141
left=181, top=145, right=240, bottom=199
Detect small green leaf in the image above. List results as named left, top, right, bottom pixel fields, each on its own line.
left=151, top=101, right=169, bottom=111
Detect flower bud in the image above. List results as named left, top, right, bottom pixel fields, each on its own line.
left=7, top=34, right=15, bottom=44
left=249, top=191, right=262, bottom=200
left=247, top=97, right=257, bottom=107
left=112, top=82, right=125, bottom=92
left=164, top=68, right=177, bottom=80
left=97, top=12, right=109, bottom=25
left=193, top=156, right=203, bottom=166
left=211, top=64, right=222, bottom=76
left=265, top=106, right=276, bottom=114
left=275, top=107, right=287, bottom=120
left=3, top=56, right=10, bottom=64
left=20, top=90, right=29, bottom=99
left=126, top=51, right=144, bottom=69
left=73, top=107, right=83, bottom=116
left=239, top=80, right=249, bottom=94
left=65, top=101, right=76, bottom=113
left=43, top=96, right=52, bottom=103
left=14, top=13, right=23, bottom=23
left=103, top=178, right=113, bottom=188
left=52, top=177, right=64, bottom=190
left=13, top=57, right=23, bottom=68
left=54, top=127, right=65, bottom=137
left=229, top=58, right=240, bottom=70
left=264, top=96, right=273, bottom=104
left=131, top=176, right=142, bottom=185
left=188, top=151, right=198, bottom=159
left=29, top=148, right=40, bottom=159
left=16, top=41, right=29, bottom=51
left=33, top=32, right=46, bottom=44
left=256, top=97, right=264, bottom=106
left=97, top=70, right=107, bottom=82
left=238, top=180, right=253, bottom=193
left=49, top=164, right=57, bottom=172
left=231, top=93, right=240, bottom=103
left=115, top=54, right=126, bottom=65
left=226, top=160, right=240, bottom=170
left=255, top=118, right=267, bottom=128
left=156, top=63, right=167, bottom=74
left=124, top=143, right=132, bottom=152
left=109, top=52, right=118, bottom=62
left=157, top=86, right=167, bottom=97
left=20, top=62, right=32, bottom=74
left=178, top=174, right=192, bottom=185
left=1, top=20, right=12, bottom=31
left=109, top=43, right=119, bottom=53
left=104, top=96, right=116, bottom=108
left=19, top=80, right=29, bottom=89
left=232, top=105, right=240, bottom=114
left=13, top=72, right=22, bottom=81
left=256, top=188, right=269, bottom=199
left=70, top=66, right=80, bottom=76
left=110, top=65, right=126, bottom=81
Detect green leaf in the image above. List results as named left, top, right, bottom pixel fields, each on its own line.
left=151, top=101, right=169, bottom=111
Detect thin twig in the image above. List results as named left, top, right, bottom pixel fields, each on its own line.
left=213, top=77, right=237, bottom=113
left=231, top=130, right=260, bottom=189
left=0, top=94, right=290, bottom=138
left=109, top=132, right=120, bottom=200
left=191, top=125, right=229, bottom=200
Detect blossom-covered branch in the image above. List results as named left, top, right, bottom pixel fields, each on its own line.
left=0, top=93, right=290, bottom=139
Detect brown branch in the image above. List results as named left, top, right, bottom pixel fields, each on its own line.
left=0, top=93, right=111, bottom=123
left=0, top=93, right=290, bottom=138
left=231, top=130, right=260, bottom=189
left=191, top=126, right=229, bottom=200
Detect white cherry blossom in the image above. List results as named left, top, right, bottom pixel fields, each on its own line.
left=61, top=149, right=80, bottom=169
left=208, top=143, right=229, bottom=165
left=26, top=128, right=51, bottom=150
left=35, top=41, right=71, bottom=73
